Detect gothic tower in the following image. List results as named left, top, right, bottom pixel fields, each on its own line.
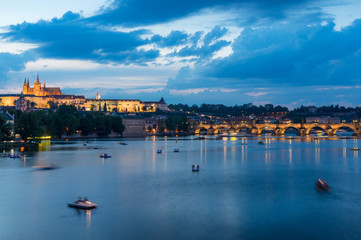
left=34, top=74, right=42, bottom=96
left=22, top=78, right=28, bottom=94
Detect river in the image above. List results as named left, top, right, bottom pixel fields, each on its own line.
left=1, top=135, right=361, bottom=239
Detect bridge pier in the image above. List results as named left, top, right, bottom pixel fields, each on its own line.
left=251, top=127, right=259, bottom=136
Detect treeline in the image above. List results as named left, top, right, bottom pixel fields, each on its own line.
left=286, top=105, right=361, bottom=119
left=156, top=114, right=189, bottom=132
left=168, top=103, right=289, bottom=117
left=14, top=105, right=125, bottom=141
left=0, top=116, right=12, bottom=141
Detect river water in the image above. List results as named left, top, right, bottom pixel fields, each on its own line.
left=1, top=135, right=361, bottom=240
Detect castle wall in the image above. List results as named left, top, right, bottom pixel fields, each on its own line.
left=0, top=96, right=20, bottom=107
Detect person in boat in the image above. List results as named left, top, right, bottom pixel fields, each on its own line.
left=315, top=179, right=330, bottom=191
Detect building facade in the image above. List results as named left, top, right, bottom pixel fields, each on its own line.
left=0, top=76, right=168, bottom=112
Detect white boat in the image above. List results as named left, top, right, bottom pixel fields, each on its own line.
left=68, top=198, right=97, bottom=209
left=100, top=153, right=112, bottom=158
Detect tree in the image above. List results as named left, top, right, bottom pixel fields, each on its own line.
left=103, top=103, right=107, bottom=112
left=0, top=116, right=12, bottom=141
left=30, top=102, right=37, bottom=108
left=111, top=116, right=125, bottom=134
left=47, top=101, right=58, bottom=110
left=15, top=112, right=45, bottom=141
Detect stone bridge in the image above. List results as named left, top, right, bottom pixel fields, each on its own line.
left=193, top=122, right=361, bottom=136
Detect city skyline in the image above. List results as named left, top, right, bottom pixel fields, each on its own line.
left=1, top=0, right=361, bottom=108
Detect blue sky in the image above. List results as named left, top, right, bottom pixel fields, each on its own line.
left=1, top=0, right=361, bottom=108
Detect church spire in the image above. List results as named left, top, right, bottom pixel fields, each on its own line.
left=36, top=74, right=40, bottom=84
left=24, top=78, right=26, bottom=86
left=27, top=78, right=30, bottom=88
left=44, top=80, right=46, bottom=88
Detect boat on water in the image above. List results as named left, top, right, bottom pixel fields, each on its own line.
left=1, top=153, right=11, bottom=157
left=315, top=179, right=330, bottom=192
left=192, top=165, right=200, bottom=172
left=100, top=153, right=111, bottom=158
left=258, top=141, right=265, bottom=145
left=157, top=149, right=162, bottom=154
left=9, top=154, right=24, bottom=158
left=83, top=141, right=87, bottom=146
left=350, top=148, right=361, bottom=151
left=33, top=164, right=59, bottom=170
left=174, top=148, right=179, bottom=152
left=68, top=197, right=97, bottom=209
left=120, top=142, right=128, bottom=145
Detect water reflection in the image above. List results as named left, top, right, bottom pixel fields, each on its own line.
left=2, top=136, right=361, bottom=239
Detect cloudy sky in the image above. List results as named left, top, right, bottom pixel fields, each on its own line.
left=1, top=0, right=361, bottom=107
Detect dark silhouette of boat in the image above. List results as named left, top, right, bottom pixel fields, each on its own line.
left=68, top=197, right=97, bottom=209
left=315, top=179, right=330, bottom=192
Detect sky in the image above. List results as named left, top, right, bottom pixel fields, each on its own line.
left=1, top=0, right=361, bottom=108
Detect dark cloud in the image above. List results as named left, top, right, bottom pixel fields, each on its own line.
left=1, top=11, right=159, bottom=65
left=0, top=52, right=35, bottom=85
left=166, top=26, right=231, bottom=61
left=168, top=19, right=361, bottom=90
left=151, top=30, right=189, bottom=47
left=92, top=0, right=321, bottom=27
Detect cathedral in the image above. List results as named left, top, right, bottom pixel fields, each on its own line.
left=22, top=74, right=63, bottom=96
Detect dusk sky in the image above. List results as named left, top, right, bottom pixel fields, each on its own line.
left=1, top=0, right=361, bottom=108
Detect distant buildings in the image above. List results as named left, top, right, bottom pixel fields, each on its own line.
left=0, top=75, right=168, bottom=112
left=305, top=116, right=341, bottom=124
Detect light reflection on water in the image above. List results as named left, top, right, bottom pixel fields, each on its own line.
left=1, top=136, right=361, bottom=239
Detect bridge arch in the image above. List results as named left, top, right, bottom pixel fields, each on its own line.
left=236, top=125, right=253, bottom=133
left=195, top=127, right=208, bottom=134
left=214, top=127, right=229, bottom=134
left=258, top=126, right=276, bottom=135
left=280, top=126, right=300, bottom=135
left=332, top=125, right=356, bottom=135
left=306, top=126, right=327, bottom=135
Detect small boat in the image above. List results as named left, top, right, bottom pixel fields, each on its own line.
left=350, top=148, right=361, bottom=151
left=93, top=147, right=99, bottom=149
left=83, top=141, right=87, bottom=146
left=9, top=154, right=24, bottom=158
left=258, top=141, right=265, bottom=145
left=157, top=149, right=162, bottom=154
left=315, top=179, right=330, bottom=192
left=68, top=197, right=97, bottom=209
left=1, top=153, right=10, bottom=157
left=120, top=142, right=128, bottom=145
left=192, top=165, right=200, bottom=172
left=100, top=153, right=111, bottom=158
left=174, top=148, right=179, bottom=152
left=33, top=164, right=59, bottom=170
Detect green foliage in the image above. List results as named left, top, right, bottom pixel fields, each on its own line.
left=165, top=115, right=189, bottom=132
left=168, top=103, right=288, bottom=117
left=0, top=116, right=13, bottom=141
left=15, top=111, right=45, bottom=141
left=111, top=116, right=125, bottom=134
left=13, top=104, right=125, bottom=139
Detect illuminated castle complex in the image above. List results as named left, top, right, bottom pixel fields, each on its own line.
left=0, top=75, right=168, bottom=112
left=22, top=74, right=62, bottom=96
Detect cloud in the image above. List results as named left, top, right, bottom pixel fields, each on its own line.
left=0, top=52, right=35, bottom=86
left=91, top=0, right=322, bottom=27
left=1, top=11, right=159, bottom=65
left=167, top=18, right=361, bottom=90
left=151, top=30, right=189, bottom=47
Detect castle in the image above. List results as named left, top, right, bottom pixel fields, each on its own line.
left=0, top=75, right=168, bottom=112
left=22, top=74, right=62, bottom=96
